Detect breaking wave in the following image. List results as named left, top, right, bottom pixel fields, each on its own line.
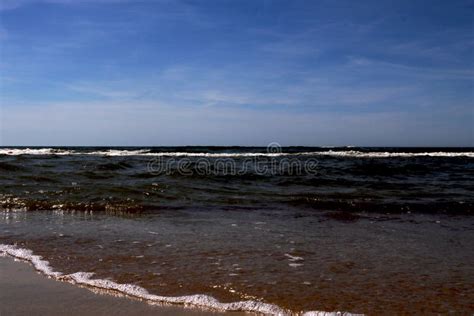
left=0, top=148, right=473, bottom=158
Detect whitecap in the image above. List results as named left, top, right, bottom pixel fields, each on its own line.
left=0, top=147, right=473, bottom=158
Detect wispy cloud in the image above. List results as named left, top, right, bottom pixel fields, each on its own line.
left=347, top=56, right=474, bottom=80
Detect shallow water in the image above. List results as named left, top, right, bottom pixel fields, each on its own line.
left=1, top=147, right=473, bottom=314
left=0, top=257, right=229, bottom=316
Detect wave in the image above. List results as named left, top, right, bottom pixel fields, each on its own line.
left=0, top=148, right=150, bottom=156
left=0, top=244, right=359, bottom=316
left=0, top=196, right=146, bottom=214
left=2, top=193, right=471, bottom=215
left=287, top=196, right=473, bottom=215
left=1, top=148, right=473, bottom=158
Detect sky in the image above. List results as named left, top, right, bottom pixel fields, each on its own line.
left=0, top=0, right=473, bottom=146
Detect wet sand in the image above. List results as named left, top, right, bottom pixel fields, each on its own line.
left=0, top=256, right=235, bottom=316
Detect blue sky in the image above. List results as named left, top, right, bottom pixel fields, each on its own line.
left=0, top=0, right=473, bottom=146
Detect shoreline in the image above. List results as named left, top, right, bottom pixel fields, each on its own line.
left=0, top=244, right=355, bottom=316
left=0, top=244, right=285, bottom=314
left=0, top=255, right=237, bottom=316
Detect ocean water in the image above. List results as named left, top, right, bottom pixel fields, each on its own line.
left=1, top=146, right=473, bottom=314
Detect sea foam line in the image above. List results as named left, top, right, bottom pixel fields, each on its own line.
left=0, top=244, right=359, bottom=316
left=0, top=148, right=473, bottom=158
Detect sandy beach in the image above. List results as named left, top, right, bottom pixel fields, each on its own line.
left=0, top=256, right=234, bottom=316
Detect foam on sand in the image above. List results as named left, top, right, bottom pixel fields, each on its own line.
left=0, top=244, right=360, bottom=316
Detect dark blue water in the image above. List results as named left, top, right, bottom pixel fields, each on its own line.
left=0, top=147, right=473, bottom=215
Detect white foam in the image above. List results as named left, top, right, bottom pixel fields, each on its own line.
left=87, top=149, right=152, bottom=156
left=0, top=244, right=360, bottom=315
left=302, top=313, right=362, bottom=316
left=0, top=148, right=150, bottom=156
left=0, top=148, right=473, bottom=158
left=0, top=244, right=62, bottom=277
left=285, top=253, right=304, bottom=262
left=289, top=263, right=304, bottom=268
left=0, top=148, right=75, bottom=155
left=310, top=150, right=474, bottom=158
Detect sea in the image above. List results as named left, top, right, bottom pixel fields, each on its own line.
left=1, top=146, right=473, bottom=314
